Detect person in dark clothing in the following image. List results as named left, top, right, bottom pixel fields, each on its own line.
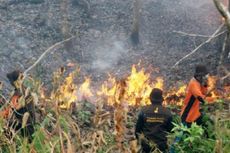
left=135, top=88, right=173, bottom=153
left=5, top=70, right=35, bottom=142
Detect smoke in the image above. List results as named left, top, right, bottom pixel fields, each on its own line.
left=90, top=35, right=129, bottom=72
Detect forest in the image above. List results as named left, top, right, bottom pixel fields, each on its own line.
left=0, top=0, right=229, bottom=153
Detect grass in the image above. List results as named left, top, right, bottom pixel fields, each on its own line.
left=0, top=69, right=229, bottom=153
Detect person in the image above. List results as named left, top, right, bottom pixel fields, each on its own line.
left=180, top=64, right=209, bottom=127
left=4, top=70, right=35, bottom=142
left=135, top=88, right=173, bottom=153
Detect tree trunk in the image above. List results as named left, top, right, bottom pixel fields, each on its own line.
left=213, top=0, right=230, bottom=31
left=130, top=0, right=141, bottom=46
left=61, top=0, right=74, bottom=52
left=61, top=0, right=69, bottom=38
left=215, top=0, right=230, bottom=85
left=217, top=0, right=230, bottom=66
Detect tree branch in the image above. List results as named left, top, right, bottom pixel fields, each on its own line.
left=219, top=32, right=229, bottom=66
left=173, top=30, right=226, bottom=38
left=219, top=65, right=230, bottom=81
left=213, top=0, right=230, bottom=31
left=23, top=36, right=75, bottom=77
left=172, top=23, right=224, bottom=68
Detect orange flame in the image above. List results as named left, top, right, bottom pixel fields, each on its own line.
left=58, top=72, right=78, bottom=109
left=78, top=77, right=93, bottom=101
left=207, top=76, right=219, bottom=101
left=55, top=64, right=229, bottom=108
left=98, top=65, right=164, bottom=106
left=164, top=84, right=186, bottom=106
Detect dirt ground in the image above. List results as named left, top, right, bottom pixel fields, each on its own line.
left=0, top=0, right=229, bottom=89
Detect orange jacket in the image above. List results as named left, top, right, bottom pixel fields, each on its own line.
left=181, top=78, right=207, bottom=123
left=1, top=95, right=19, bottom=119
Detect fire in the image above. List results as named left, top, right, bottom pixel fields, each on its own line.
left=207, top=76, right=219, bottom=101
left=125, top=65, right=155, bottom=105
left=98, top=65, right=163, bottom=106
left=53, top=64, right=229, bottom=108
left=154, top=77, right=164, bottom=89
left=79, top=77, right=93, bottom=100
left=97, top=75, right=118, bottom=105
left=165, top=84, right=186, bottom=106
left=58, top=72, right=78, bottom=109
left=57, top=75, right=94, bottom=108
left=224, top=86, right=230, bottom=100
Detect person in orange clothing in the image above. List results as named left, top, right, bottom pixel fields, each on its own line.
left=0, top=71, right=22, bottom=119
left=4, top=70, right=35, bottom=142
left=181, top=64, right=210, bottom=127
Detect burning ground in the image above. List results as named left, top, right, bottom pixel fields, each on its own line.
left=45, top=64, right=230, bottom=108
left=0, top=0, right=230, bottom=152
left=0, top=63, right=229, bottom=152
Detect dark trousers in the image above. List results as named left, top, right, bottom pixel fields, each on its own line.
left=8, top=118, right=35, bottom=143
left=183, top=114, right=214, bottom=138
left=183, top=115, right=203, bottom=128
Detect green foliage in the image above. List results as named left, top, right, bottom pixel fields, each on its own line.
left=59, top=115, right=69, bottom=133
left=213, top=110, right=230, bottom=153
left=77, top=110, right=91, bottom=124
left=32, top=128, right=50, bottom=153
left=1, top=70, right=229, bottom=153
left=168, top=99, right=230, bottom=153
left=77, top=101, right=93, bottom=124
left=169, top=122, right=215, bottom=153
left=97, top=132, right=116, bottom=153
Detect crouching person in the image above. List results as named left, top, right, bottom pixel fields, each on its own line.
left=5, top=70, right=35, bottom=142
left=135, top=88, right=173, bottom=153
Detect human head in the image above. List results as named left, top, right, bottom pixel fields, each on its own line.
left=150, top=88, right=164, bottom=105
left=194, top=64, right=208, bottom=77
left=6, top=70, right=21, bottom=87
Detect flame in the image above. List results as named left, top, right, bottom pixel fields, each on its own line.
left=208, top=76, right=216, bottom=91
left=164, top=84, right=186, bottom=106
left=97, top=75, right=118, bottom=105
left=207, top=76, right=219, bottom=101
left=223, top=86, right=230, bottom=100
left=58, top=72, right=78, bottom=109
left=78, top=77, right=93, bottom=100
left=153, top=77, right=164, bottom=89
left=53, top=64, right=229, bottom=109
left=98, top=65, right=164, bottom=106
left=174, top=85, right=186, bottom=106
left=125, top=65, right=152, bottom=105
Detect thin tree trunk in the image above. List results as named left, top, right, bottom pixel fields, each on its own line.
left=219, top=33, right=229, bottom=66
left=61, top=0, right=69, bottom=38
left=61, top=0, right=74, bottom=52
left=130, top=0, right=141, bottom=46
left=213, top=0, right=230, bottom=31
left=215, top=0, right=230, bottom=86
left=218, top=0, right=230, bottom=66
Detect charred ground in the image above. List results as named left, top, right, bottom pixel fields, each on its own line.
left=0, top=0, right=228, bottom=88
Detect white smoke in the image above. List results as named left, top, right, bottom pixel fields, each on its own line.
left=91, top=35, right=128, bottom=71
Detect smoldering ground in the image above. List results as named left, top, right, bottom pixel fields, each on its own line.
left=0, top=0, right=225, bottom=87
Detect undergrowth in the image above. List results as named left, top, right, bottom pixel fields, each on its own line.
left=0, top=69, right=229, bottom=153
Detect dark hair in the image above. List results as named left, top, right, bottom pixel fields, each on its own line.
left=6, top=70, right=21, bottom=86
left=194, top=64, right=208, bottom=77
left=150, top=88, right=163, bottom=104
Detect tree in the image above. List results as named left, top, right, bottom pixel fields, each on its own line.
left=61, top=0, right=69, bottom=38
left=130, top=0, right=141, bottom=46
left=213, top=0, right=230, bottom=66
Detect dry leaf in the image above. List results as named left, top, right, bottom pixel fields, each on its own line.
left=22, top=112, right=30, bottom=128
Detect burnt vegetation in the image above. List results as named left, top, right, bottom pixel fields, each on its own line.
left=0, top=0, right=230, bottom=153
